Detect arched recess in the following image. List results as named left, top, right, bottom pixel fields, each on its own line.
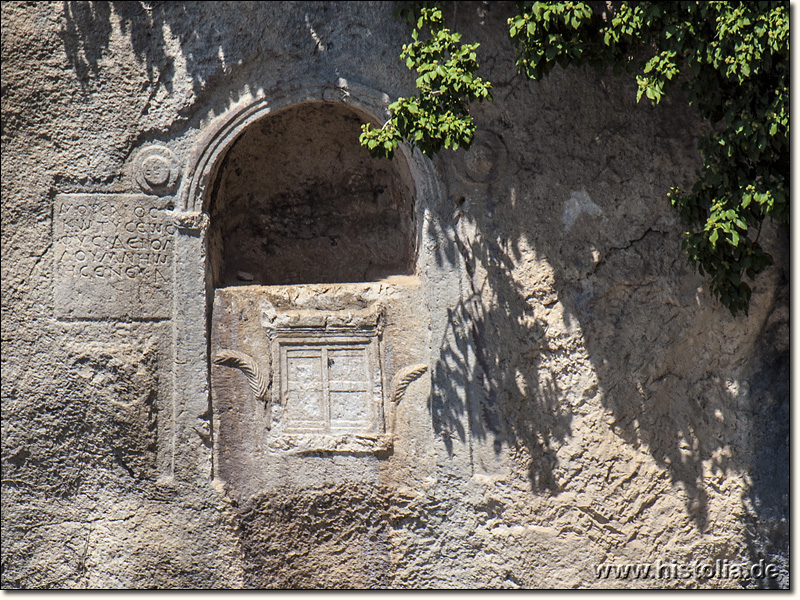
left=206, top=101, right=416, bottom=287
left=180, top=83, right=434, bottom=217
left=178, top=84, right=440, bottom=291
left=171, top=83, right=446, bottom=489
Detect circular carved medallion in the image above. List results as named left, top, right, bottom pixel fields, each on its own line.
left=135, top=145, right=180, bottom=195
left=459, top=130, right=508, bottom=184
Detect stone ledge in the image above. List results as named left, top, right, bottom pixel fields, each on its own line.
left=267, top=433, right=393, bottom=455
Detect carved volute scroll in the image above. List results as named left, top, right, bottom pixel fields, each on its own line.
left=389, top=364, right=428, bottom=433
left=213, top=349, right=272, bottom=428
left=391, top=364, right=429, bottom=404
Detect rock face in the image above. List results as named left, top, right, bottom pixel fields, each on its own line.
left=1, top=1, right=788, bottom=589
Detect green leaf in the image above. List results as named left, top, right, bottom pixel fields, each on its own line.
left=373, top=1, right=788, bottom=317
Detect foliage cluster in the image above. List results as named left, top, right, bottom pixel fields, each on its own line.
left=508, top=1, right=788, bottom=314
left=360, top=7, right=492, bottom=158
left=362, top=2, right=789, bottom=315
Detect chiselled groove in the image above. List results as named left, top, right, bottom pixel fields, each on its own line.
left=391, top=364, right=428, bottom=405
left=213, top=349, right=270, bottom=401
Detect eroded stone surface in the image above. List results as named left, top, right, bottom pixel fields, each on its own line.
left=1, top=1, right=788, bottom=590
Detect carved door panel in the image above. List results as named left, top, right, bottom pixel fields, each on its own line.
left=202, top=101, right=434, bottom=496
left=210, top=280, right=428, bottom=493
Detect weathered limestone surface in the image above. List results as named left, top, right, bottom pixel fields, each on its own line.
left=1, top=1, right=788, bottom=589
left=53, top=194, right=175, bottom=319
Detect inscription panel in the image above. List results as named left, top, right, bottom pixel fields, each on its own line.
left=54, top=194, right=174, bottom=319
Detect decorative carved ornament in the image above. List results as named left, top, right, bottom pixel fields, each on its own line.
left=213, top=349, right=273, bottom=429
left=134, top=145, right=180, bottom=195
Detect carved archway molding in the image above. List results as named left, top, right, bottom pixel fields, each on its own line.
left=178, top=80, right=419, bottom=215
left=166, top=79, right=445, bottom=483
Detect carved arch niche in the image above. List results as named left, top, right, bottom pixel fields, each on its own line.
left=189, top=89, right=433, bottom=495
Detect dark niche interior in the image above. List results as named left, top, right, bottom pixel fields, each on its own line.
left=207, top=101, right=417, bottom=287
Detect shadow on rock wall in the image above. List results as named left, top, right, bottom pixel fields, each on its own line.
left=62, top=1, right=226, bottom=92
left=58, top=1, right=408, bottom=149
left=429, top=86, right=787, bottom=544
left=55, top=0, right=790, bottom=532
left=426, top=196, right=573, bottom=493
left=740, top=270, right=790, bottom=588
left=420, top=3, right=788, bottom=544
left=39, top=0, right=789, bottom=587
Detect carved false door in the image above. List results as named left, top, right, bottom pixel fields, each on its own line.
left=210, top=280, right=428, bottom=493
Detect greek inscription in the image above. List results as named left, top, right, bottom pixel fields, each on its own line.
left=54, top=194, right=174, bottom=319
left=57, top=201, right=174, bottom=283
